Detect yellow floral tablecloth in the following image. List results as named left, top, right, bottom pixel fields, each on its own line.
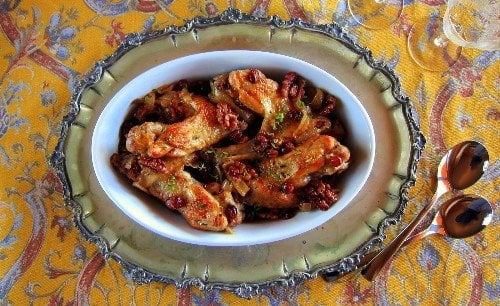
left=0, top=0, right=498, bottom=304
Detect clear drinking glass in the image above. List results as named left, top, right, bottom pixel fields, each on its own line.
left=408, top=0, right=500, bottom=72
left=443, top=0, right=500, bottom=50
left=347, top=0, right=404, bottom=29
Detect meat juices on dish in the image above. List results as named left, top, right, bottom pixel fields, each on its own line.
left=111, top=69, right=350, bottom=232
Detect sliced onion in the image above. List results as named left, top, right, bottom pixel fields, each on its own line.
left=144, top=92, right=156, bottom=104
left=155, top=83, right=175, bottom=94
left=231, top=179, right=250, bottom=196
left=299, top=202, right=313, bottom=211
left=306, top=87, right=324, bottom=110
left=221, top=179, right=233, bottom=191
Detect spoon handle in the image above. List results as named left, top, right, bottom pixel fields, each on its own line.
left=322, top=227, right=437, bottom=282
left=356, top=228, right=436, bottom=268
left=361, top=194, right=440, bottom=281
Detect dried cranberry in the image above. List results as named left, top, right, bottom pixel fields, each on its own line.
left=226, top=161, right=246, bottom=179
left=165, top=196, right=186, bottom=210
left=247, top=168, right=258, bottom=179
left=281, top=72, right=305, bottom=102
left=281, top=181, right=295, bottom=193
left=225, top=205, right=238, bottom=224
left=301, top=180, right=339, bottom=211
left=330, top=155, right=343, bottom=167
left=319, top=95, right=337, bottom=115
left=226, top=162, right=257, bottom=181
left=252, top=132, right=285, bottom=158
left=252, top=132, right=272, bottom=155
left=265, top=149, right=279, bottom=158
left=247, top=69, right=260, bottom=83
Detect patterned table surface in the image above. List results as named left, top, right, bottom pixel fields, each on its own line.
left=0, top=0, right=498, bottom=304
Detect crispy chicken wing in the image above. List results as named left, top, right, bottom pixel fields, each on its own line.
left=245, top=135, right=350, bottom=208
left=227, top=69, right=330, bottom=143
left=126, top=89, right=230, bottom=158
left=111, top=152, right=231, bottom=231
left=228, top=69, right=280, bottom=116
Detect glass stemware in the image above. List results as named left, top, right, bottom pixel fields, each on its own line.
left=347, top=0, right=404, bottom=30
left=408, top=0, right=499, bottom=72
left=443, top=0, right=500, bottom=50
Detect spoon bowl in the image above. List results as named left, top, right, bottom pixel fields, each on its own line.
left=436, top=141, right=489, bottom=197
left=323, top=194, right=493, bottom=281
left=400, top=194, right=493, bottom=243
left=440, top=194, right=493, bottom=238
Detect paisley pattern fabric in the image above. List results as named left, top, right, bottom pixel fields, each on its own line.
left=0, top=0, right=498, bottom=304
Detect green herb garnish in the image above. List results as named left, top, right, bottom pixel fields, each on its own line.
left=295, top=100, right=306, bottom=108
left=198, top=161, right=206, bottom=170
left=167, top=175, right=176, bottom=192
left=273, top=112, right=285, bottom=130
left=216, top=151, right=229, bottom=159
left=271, top=138, right=280, bottom=149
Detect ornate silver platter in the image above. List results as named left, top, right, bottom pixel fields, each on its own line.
left=51, top=9, right=425, bottom=298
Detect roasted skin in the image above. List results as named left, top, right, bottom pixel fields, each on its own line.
left=245, top=134, right=350, bottom=208
left=111, top=153, right=234, bottom=231
left=126, top=89, right=234, bottom=158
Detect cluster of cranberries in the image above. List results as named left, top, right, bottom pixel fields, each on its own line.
left=251, top=132, right=296, bottom=158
